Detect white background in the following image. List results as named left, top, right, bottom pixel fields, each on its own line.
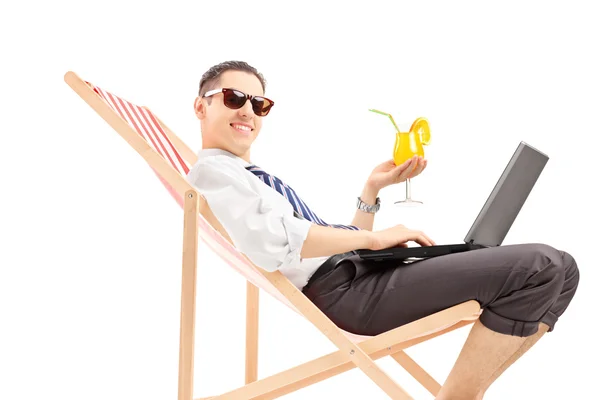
left=1, top=1, right=599, bottom=399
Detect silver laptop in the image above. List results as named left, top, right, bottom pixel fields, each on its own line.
left=356, top=141, right=549, bottom=261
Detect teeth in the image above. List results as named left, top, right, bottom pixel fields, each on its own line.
left=232, top=124, right=251, bottom=131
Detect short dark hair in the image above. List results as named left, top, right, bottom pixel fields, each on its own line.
left=198, top=60, right=267, bottom=98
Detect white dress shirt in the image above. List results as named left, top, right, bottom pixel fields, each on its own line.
left=186, top=148, right=330, bottom=289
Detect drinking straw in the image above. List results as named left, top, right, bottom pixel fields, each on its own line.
left=369, top=108, right=401, bottom=132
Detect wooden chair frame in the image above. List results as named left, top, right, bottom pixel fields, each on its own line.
left=64, top=70, right=481, bottom=400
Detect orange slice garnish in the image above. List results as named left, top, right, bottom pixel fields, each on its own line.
left=410, top=117, right=431, bottom=145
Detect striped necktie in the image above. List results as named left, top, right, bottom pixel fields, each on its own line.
left=246, top=165, right=360, bottom=231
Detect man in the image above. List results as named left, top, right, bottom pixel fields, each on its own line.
left=186, top=60, right=579, bottom=400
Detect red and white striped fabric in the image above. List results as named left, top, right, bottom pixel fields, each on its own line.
left=91, top=84, right=190, bottom=176
left=88, top=81, right=477, bottom=344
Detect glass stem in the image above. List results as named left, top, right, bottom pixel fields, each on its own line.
left=405, top=178, right=412, bottom=200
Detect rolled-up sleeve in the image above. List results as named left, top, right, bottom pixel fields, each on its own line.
left=186, top=157, right=313, bottom=272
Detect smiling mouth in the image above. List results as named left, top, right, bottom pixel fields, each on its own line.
left=230, top=123, right=253, bottom=133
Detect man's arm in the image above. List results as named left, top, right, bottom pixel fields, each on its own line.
left=350, top=156, right=426, bottom=231
left=188, top=156, right=427, bottom=273
left=350, top=181, right=379, bottom=231
left=300, top=223, right=374, bottom=259
left=301, top=219, right=435, bottom=258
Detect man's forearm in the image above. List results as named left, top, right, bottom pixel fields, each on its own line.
left=300, top=224, right=374, bottom=259
left=350, top=183, right=379, bottom=231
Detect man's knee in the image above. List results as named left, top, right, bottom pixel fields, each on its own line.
left=559, top=249, right=580, bottom=290
left=519, top=243, right=566, bottom=291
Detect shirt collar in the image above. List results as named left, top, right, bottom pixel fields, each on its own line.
left=197, top=148, right=253, bottom=167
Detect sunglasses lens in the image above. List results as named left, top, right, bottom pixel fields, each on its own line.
left=221, top=89, right=274, bottom=116
left=251, top=97, right=274, bottom=116
left=223, top=89, right=247, bottom=109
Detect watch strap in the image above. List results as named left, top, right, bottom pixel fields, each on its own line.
left=356, top=196, right=381, bottom=213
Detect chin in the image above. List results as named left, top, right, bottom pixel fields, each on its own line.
left=234, top=137, right=255, bottom=149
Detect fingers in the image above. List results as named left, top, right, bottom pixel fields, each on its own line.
left=408, top=157, right=427, bottom=178
left=422, top=232, right=436, bottom=246
left=396, top=156, right=419, bottom=181
left=395, top=156, right=415, bottom=170
left=393, top=156, right=427, bottom=176
left=383, top=225, right=435, bottom=249
left=414, top=236, right=432, bottom=247
left=411, top=158, right=427, bottom=178
left=413, top=230, right=435, bottom=247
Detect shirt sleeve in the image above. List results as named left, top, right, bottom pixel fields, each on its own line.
left=186, top=156, right=314, bottom=272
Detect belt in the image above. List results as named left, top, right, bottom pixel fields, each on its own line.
left=304, top=251, right=356, bottom=290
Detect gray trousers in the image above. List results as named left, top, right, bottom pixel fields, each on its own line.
left=302, top=243, right=579, bottom=337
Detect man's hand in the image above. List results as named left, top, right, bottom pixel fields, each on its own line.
left=369, top=224, right=436, bottom=250
left=367, top=156, right=427, bottom=191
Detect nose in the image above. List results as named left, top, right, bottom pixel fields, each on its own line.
left=237, top=98, right=254, bottom=119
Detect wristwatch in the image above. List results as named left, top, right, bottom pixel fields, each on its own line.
left=356, top=196, right=381, bottom=214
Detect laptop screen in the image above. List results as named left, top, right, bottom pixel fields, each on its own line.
left=464, top=142, right=549, bottom=247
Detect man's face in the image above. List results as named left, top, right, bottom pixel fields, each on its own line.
left=195, top=70, right=266, bottom=161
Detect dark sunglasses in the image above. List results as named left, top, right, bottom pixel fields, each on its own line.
left=203, top=88, right=275, bottom=117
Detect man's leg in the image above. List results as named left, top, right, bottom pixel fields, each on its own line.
left=473, top=323, right=548, bottom=400
left=472, top=250, right=579, bottom=398
left=303, top=243, right=580, bottom=399
left=436, top=321, right=549, bottom=400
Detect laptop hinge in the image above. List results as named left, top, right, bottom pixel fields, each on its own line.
left=469, top=240, right=488, bottom=249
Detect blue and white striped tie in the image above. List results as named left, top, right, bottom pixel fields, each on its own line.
left=246, top=165, right=360, bottom=231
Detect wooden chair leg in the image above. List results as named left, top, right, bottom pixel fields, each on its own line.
left=245, top=282, right=259, bottom=384
left=178, top=190, right=200, bottom=400
left=194, top=305, right=477, bottom=399
left=391, top=351, right=442, bottom=396
left=261, top=273, right=413, bottom=400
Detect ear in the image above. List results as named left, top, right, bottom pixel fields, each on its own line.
left=194, top=96, right=206, bottom=120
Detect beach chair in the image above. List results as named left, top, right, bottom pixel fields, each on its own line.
left=63, top=70, right=481, bottom=400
